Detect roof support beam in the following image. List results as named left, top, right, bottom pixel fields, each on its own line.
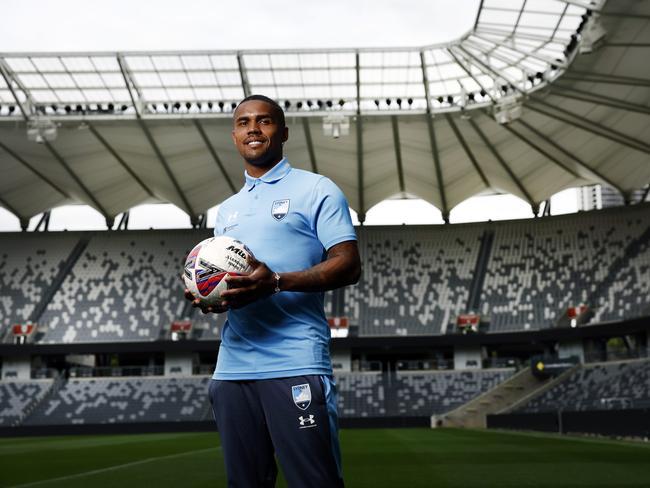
left=604, top=42, right=650, bottom=48
left=0, top=59, right=34, bottom=120
left=355, top=51, right=365, bottom=224
left=558, top=0, right=602, bottom=12
left=456, top=44, right=527, bottom=96
left=495, top=115, right=582, bottom=179
left=549, top=86, right=650, bottom=116
left=301, top=118, right=319, bottom=174
left=445, top=114, right=491, bottom=189
left=420, top=51, right=449, bottom=223
left=640, top=184, right=650, bottom=204
left=471, top=33, right=568, bottom=68
left=44, top=141, right=110, bottom=218
left=447, top=48, right=496, bottom=103
left=0, top=195, right=24, bottom=222
left=193, top=119, right=237, bottom=195
left=237, top=53, right=251, bottom=98
left=515, top=117, right=626, bottom=195
left=87, top=123, right=156, bottom=198
left=475, top=27, right=562, bottom=44
left=560, top=71, right=650, bottom=87
left=473, top=0, right=485, bottom=29
left=390, top=116, right=405, bottom=194
left=528, top=99, right=650, bottom=154
left=0, top=139, right=69, bottom=198
left=558, top=76, right=650, bottom=87
left=117, top=54, right=195, bottom=217
left=468, top=117, right=538, bottom=214
left=2, top=59, right=109, bottom=219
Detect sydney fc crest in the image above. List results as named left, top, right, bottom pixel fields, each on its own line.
left=292, top=383, right=311, bottom=410
left=272, top=199, right=290, bottom=221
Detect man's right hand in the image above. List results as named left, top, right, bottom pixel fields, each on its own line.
left=184, top=288, right=228, bottom=314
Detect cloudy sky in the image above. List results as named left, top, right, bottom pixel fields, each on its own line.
left=0, top=0, right=578, bottom=231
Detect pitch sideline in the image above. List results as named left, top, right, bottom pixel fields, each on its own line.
left=7, top=446, right=220, bottom=488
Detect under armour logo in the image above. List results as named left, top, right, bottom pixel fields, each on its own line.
left=298, top=415, right=316, bottom=428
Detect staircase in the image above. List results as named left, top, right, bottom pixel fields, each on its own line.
left=29, top=236, right=90, bottom=324
left=15, top=374, right=66, bottom=427
left=432, top=367, right=549, bottom=429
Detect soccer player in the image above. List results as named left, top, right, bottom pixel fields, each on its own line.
left=185, top=94, right=360, bottom=487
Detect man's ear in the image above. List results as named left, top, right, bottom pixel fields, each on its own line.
left=282, top=126, right=289, bottom=143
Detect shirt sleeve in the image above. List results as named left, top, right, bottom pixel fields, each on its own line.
left=312, top=177, right=357, bottom=250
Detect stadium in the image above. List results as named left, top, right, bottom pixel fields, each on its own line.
left=1, top=0, right=650, bottom=486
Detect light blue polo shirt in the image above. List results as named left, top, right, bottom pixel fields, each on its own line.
left=212, top=158, right=357, bottom=380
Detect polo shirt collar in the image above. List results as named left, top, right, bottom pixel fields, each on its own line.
left=244, top=158, right=291, bottom=190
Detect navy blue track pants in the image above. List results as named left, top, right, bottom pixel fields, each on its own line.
left=209, top=375, right=344, bottom=488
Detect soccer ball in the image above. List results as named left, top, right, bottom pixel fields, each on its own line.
left=183, top=236, right=254, bottom=306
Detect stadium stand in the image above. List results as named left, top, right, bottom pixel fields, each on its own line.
left=393, top=369, right=515, bottom=416
left=23, top=376, right=212, bottom=425
left=11, top=369, right=515, bottom=426
left=0, top=379, right=54, bottom=426
left=336, top=372, right=386, bottom=417
left=0, top=205, right=648, bottom=343
left=38, top=230, right=211, bottom=343
left=0, top=232, right=79, bottom=335
left=592, top=226, right=650, bottom=323
left=348, top=225, right=483, bottom=336
left=480, top=206, right=650, bottom=332
left=517, top=358, right=650, bottom=413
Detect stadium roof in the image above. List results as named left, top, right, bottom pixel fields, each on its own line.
left=0, top=0, right=648, bottom=226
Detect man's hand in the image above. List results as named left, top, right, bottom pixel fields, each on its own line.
left=219, top=255, right=276, bottom=309
left=183, top=288, right=228, bottom=314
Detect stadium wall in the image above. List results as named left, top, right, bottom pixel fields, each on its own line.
left=0, top=417, right=430, bottom=438
left=487, top=408, right=650, bottom=438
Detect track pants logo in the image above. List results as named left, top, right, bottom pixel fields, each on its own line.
left=298, top=415, right=316, bottom=429
left=292, top=383, right=311, bottom=410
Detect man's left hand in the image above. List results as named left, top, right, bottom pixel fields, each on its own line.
left=219, top=256, right=277, bottom=309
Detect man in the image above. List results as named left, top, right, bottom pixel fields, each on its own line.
left=185, top=94, right=360, bottom=487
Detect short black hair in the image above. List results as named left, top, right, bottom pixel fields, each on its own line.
left=236, top=94, right=285, bottom=127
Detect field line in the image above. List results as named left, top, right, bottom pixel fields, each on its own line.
left=7, top=446, right=220, bottom=488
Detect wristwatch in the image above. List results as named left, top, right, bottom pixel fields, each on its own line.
left=273, top=272, right=281, bottom=294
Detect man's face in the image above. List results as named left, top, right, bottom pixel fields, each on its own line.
left=231, top=100, right=288, bottom=167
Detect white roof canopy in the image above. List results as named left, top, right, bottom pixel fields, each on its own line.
left=0, top=0, right=648, bottom=225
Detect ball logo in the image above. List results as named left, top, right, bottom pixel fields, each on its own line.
left=226, top=245, right=247, bottom=259
left=271, top=199, right=290, bottom=221
left=195, top=259, right=228, bottom=297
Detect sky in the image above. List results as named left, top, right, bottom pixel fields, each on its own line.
left=0, top=0, right=581, bottom=231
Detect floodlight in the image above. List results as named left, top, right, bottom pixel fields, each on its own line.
left=27, top=118, right=57, bottom=144
left=322, top=114, right=350, bottom=139
left=580, top=15, right=606, bottom=54
left=296, top=101, right=303, bottom=109
left=493, top=95, right=523, bottom=124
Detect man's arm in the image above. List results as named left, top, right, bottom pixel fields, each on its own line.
left=219, top=240, right=361, bottom=309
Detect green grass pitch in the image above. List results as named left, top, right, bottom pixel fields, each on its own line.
left=2, top=428, right=650, bottom=487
